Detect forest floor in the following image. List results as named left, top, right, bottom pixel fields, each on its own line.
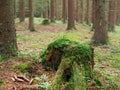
left=0, top=18, right=120, bottom=90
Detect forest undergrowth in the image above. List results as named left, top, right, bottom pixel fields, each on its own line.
left=0, top=18, right=120, bottom=90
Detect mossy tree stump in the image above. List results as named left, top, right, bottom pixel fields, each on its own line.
left=42, top=19, right=50, bottom=25
left=41, top=39, right=95, bottom=90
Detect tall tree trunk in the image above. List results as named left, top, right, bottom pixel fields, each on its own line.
left=108, top=0, right=117, bottom=31
left=19, top=0, right=25, bottom=22
left=67, top=0, right=76, bottom=30
left=92, top=0, right=109, bottom=45
left=80, top=0, right=84, bottom=23
left=76, top=0, right=80, bottom=22
left=29, top=0, right=35, bottom=31
left=50, top=0, right=55, bottom=22
left=62, top=0, right=67, bottom=23
left=91, top=0, right=96, bottom=31
left=85, top=0, right=91, bottom=25
left=116, top=0, right=120, bottom=25
left=14, top=0, right=16, bottom=18
left=0, top=0, right=18, bottom=58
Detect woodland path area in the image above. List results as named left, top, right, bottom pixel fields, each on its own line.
left=0, top=21, right=120, bottom=90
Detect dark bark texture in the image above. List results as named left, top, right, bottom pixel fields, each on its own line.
left=67, top=0, right=75, bottom=30
left=19, top=0, right=25, bottom=22
left=92, top=0, right=109, bottom=45
left=0, top=0, right=17, bottom=57
left=29, top=0, right=35, bottom=31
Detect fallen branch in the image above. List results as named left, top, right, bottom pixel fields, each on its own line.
left=14, top=75, right=24, bottom=82
left=17, top=75, right=30, bottom=82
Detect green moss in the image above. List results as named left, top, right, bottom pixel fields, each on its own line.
left=64, top=44, right=92, bottom=61
left=94, top=76, right=102, bottom=87
left=41, top=38, right=93, bottom=71
left=42, top=19, right=50, bottom=25
left=47, top=38, right=74, bottom=49
left=42, top=38, right=92, bottom=65
left=14, top=63, right=30, bottom=73
left=0, top=79, right=4, bottom=86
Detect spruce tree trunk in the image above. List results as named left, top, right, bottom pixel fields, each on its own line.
left=62, top=0, right=67, bottom=23
left=108, top=0, right=117, bottom=31
left=85, top=0, right=90, bottom=25
left=50, top=0, right=55, bottom=22
left=91, top=0, right=96, bottom=31
left=0, top=0, right=17, bottom=57
left=67, top=0, right=76, bottom=30
left=19, top=0, right=25, bottom=22
left=116, top=0, right=120, bottom=24
left=76, top=0, right=80, bottom=22
left=29, top=0, right=35, bottom=31
left=92, top=0, right=109, bottom=45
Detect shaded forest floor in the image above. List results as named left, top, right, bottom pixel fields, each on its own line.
left=0, top=18, right=120, bottom=90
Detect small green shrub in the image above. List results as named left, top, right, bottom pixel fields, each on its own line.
left=34, top=74, right=48, bottom=83
left=42, top=19, right=50, bottom=25
left=39, top=82, right=51, bottom=89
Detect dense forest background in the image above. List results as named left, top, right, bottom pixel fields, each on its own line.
left=15, top=0, right=120, bottom=25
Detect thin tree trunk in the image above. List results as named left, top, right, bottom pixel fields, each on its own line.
left=76, top=0, right=80, bottom=22
left=108, top=0, right=117, bottom=31
left=91, top=0, right=96, bottom=31
left=29, top=0, right=35, bottom=31
left=85, top=0, right=91, bottom=25
left=67, top=0, right=76, bottom=30
left=116, top=0, right=120, bottom=24
left=50, top=0, right=55, bottom=22
left=62, top=0, right=67, bottom=23
left=19, top=0, right=25, bottom=22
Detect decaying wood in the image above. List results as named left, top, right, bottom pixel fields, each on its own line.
left=12, top=75, right=31, bottom=83
left=41, top=39, right=96, bottom=90
left=14, top=75, right=24, bottom=82
left=17, top=75, right=30, bottom=82
left=52, top=58, right=89, bottom=90
left=11, top=77, right=16, bottom=82
left=29, top=79, right=34, bottom=85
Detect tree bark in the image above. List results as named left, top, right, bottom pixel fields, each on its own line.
left=0, top=0, right=18, bottom=58
left=50, top=0, right=55, bottom=22
left=67, top=0, right=76, bottom=30
left=108, top=0, right=117, bottom=31
left=19, top=0, right=25, bottom=22
left=62, top=0, right=67, bottom=23
left=85, top=0, right=90, bottom=25
left=116, top=0, right=120, bottom=25
left=29, top=0, right=35, bottom=31
left=91, top=0, right=96, bottom=31
left=75, top=0, right=80, bottom=22
left=92, top=0, right=109, bottom=45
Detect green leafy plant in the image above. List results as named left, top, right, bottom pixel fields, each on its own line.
left=39, top=82, right=51, bottom=89
left=34, top=74, right=48, bottom=83
left=40, top=74, right=48, bottom=80
left=42, top=19, right=50, bottom=25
